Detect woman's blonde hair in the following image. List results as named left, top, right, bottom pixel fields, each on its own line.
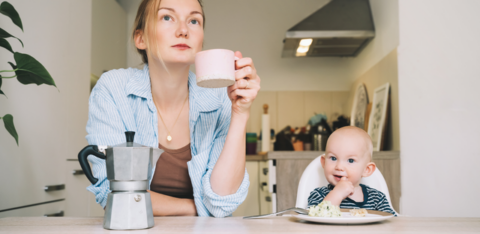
left=132, top=0, right=205, bottom=64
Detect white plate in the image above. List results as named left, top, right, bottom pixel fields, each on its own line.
left=293, top=212, right=394, bottom=224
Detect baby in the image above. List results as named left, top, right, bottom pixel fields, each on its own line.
left=307, top=126, right=396, bottom=215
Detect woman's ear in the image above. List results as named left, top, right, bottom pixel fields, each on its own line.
left=134, top=29, right=147, bottom=50
left=362, top=162, right=376, bottom=177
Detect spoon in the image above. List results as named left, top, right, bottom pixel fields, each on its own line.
left=243, top=207, right=308, bottom=219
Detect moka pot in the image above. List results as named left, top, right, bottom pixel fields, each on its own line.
left=78, top=131, right=163, bottom=230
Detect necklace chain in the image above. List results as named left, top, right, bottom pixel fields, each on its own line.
left=153, top=94, right=188, bottom=142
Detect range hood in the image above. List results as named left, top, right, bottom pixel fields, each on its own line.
left=282, top=0, right=375, bottom=57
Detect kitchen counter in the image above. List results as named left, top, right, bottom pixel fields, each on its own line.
left=267, top=151, right=400, bottom=160
left=1, top=216, right=479, bottom=233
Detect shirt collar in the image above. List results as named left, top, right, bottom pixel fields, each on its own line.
left=126, top=64, right=152, bottom=100
left=126, top=64, right=222, bottom=113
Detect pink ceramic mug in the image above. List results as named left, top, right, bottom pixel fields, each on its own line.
left=195, top=49, right=237, bottom=88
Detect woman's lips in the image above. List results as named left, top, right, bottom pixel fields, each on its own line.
left=172, top=44, right=190, bottom=50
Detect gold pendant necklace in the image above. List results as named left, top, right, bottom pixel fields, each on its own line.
left=153, top=94, right=188, bottom=142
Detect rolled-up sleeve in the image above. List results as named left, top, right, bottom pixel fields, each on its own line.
left=200, top=97, right=250, bottom=217
left=85, top=79, right=125, bottom=208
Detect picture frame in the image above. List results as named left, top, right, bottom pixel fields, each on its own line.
left=367, top=83, right=390, bottom=151
left=350, top=83, right=369, bottom=130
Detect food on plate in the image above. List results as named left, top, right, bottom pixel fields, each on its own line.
left=308, top=201, right=342, bottom=217
left=349, top=208, right=368, bottom=217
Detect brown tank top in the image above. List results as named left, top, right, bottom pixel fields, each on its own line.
left=150, top=143, right=194, bottom=199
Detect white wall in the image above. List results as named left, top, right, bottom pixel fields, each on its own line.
left=344, top=0, right=400, bottom=150
left=118, top=0, right=399, bottom=92
left=117, top=0, right=143, bottom=69
left=398, top=0, right=480, bottom=217
left=0, top=0, right=91, bottom=209
left=345, top=49, right=399, bottom=151
left=91, top=0, right=127, bottom=77
left=119, top=0, right=356, bottom=91
left=344, top=0, right=399, bottom=81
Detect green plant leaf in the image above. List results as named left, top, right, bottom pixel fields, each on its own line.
left=8, top=61, right=16, bottom=69
left=1, top=114, right=18, bottom=146
left=0, top=27, right=23, bottom=47
left=0, top=74, right=5, bottom=97
left=0, top=2, right=23, bottom=31
left=0, top=37, right=13, bottom=53
left=10, top=52, right=56, bottom=87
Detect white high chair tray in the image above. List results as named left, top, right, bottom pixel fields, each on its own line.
left=293, top=210, right=394, bottom=224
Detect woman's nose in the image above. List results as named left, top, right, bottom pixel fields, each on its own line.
left=176, top=21, right=189, bottom=38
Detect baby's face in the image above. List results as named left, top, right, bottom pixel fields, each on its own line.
left=321, top=128, right=373, bottom=187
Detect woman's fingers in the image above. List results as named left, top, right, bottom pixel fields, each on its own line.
left=234, top=51, right=243, bottom=60
left=229, top=88, right=258, bottom=104
left=235, top=57, right=254, bottom=70
left=229, top=79, right=259, bottom=93
left=228, top=80, right=259, bottom=100
left=235, top=66, right=254, bottom=81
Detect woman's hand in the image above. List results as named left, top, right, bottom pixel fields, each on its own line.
left=227, top=51, right=261, bottom=116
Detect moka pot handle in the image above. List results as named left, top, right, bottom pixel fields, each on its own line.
left=78, top=145, right=106, bottom=185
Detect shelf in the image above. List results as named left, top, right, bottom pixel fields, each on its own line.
left=245, top=154, right=268, bottom=161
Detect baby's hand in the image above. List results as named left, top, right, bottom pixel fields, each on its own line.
left=333, top=177, right=355, bottom=199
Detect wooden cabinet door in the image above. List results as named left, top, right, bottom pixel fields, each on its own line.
left=0, top=201, right=65, bottom=218
left=64, top=160, right=104, bottom=217
left=0, top=147, right=66, bottom=212
left=232, top=161, right=260, bottom=217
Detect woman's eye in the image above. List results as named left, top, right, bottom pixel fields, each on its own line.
left=348, top=159, right=355, bottom=163
left=163, top=15, right=171, bottom=21
left=191, top=19, right=198, bottom=25
left=330, top=156, right=337, bottom=161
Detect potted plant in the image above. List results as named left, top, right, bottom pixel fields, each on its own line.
left=0, top=1, right=56, bottom=146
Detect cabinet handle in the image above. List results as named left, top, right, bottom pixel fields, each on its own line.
left=263, top=168, right=268, bottom=175
left=72, top=169, right=84, bottom=175
left=260, top=182, right=267, bottom=191
left=44, top=184, right=65, bottom=192
left=44, top=211, right=64, bottom=217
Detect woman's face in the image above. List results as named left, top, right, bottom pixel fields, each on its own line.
left=152, top=0, right=204, bottom=66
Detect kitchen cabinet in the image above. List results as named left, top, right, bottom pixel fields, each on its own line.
left=64, top=160, right=104, bottom=217
left=232, top=161, right=259, bottom=216
left=0, top=148, right=66, bottom=217
left=232, top=158, right=273, bottom=217
left=0, top=201, right=65, bottom=218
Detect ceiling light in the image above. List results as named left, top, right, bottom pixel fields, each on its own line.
left=296, top=46, right=309, bottom=53
left=299, top=38, right=313, bottom=46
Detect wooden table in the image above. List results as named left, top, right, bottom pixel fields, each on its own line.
left=1, top=216, right=479, bottom=233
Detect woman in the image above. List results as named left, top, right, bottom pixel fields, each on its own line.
left=85, top=0, right=260, bottom=217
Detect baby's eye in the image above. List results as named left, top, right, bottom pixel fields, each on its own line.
left=348, top=159, right=355, bottom=163
left=330, top=156, right=337, bottom=161
left=163, top=15, right=171, bottom=21
left=190, top=19, right=198, bottom=25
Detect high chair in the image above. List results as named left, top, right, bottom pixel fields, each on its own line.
left=295, top=155, right=398, bottom=214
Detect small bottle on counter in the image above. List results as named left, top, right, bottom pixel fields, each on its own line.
left=246, top=132, right=257, bottom=155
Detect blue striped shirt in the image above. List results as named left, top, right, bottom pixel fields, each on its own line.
left=307, top=184, right=397, bottom=216
left=85, top=65, right=249, bottom=218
